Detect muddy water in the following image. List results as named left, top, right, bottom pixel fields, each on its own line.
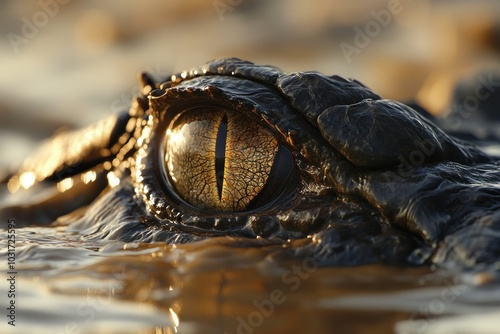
left=2, top=1, right=500, bottom=333
left=1, top=225, right=500, bottom=334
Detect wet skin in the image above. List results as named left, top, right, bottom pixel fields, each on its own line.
left=2, top=58, right=500, bottom=268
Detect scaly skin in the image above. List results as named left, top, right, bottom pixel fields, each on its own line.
left=2, top=58, right=500, bottom=268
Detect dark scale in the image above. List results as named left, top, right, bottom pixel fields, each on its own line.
left=2, top=58, right=500, bottom=269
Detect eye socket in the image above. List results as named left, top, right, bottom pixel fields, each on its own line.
left=162, top=107, right=295, bottom=212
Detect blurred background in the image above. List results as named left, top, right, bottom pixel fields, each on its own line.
left=1, top=0, right=499, bottom=168
left=1, top=2, right=500, bottom=333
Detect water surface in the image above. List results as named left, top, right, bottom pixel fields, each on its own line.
left=1, top=1, right=500, bottom=333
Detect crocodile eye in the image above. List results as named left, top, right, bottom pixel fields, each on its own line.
left=162, top=107, right=294, bottom=212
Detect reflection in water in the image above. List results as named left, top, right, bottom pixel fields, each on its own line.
left=82, top=170, right=97, bottom=184
left=57, top=177, right=74, bottom=193
left=1, top=1, right=500, bottom=333
left=19, top=171, right=36, bottom=190
left=1, top=226, right=499, bottom=334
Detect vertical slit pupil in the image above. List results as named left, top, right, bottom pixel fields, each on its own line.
left=215, top=114, right=228, bottom=200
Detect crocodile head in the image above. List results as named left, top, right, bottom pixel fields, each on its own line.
left=2, top=58, right=500, bottom=268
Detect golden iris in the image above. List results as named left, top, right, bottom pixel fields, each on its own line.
left=164, top=108, right=279, bottom=212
